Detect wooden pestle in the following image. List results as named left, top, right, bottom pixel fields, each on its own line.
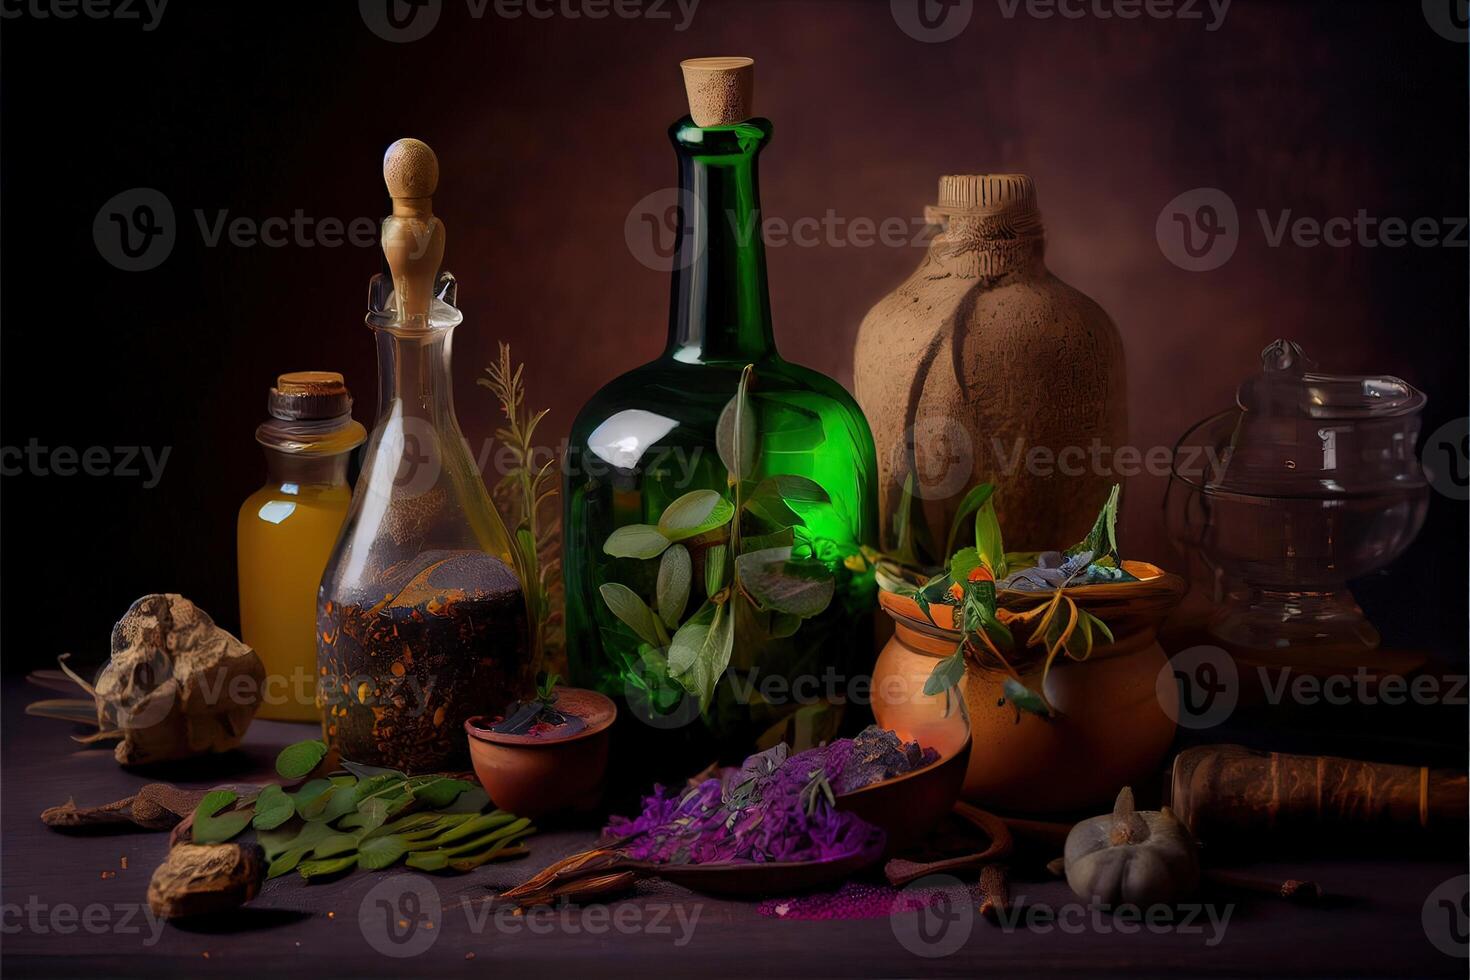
left=1168, top=744, right=1468, bottom=853
left=381, top=137, right=446, bottom=325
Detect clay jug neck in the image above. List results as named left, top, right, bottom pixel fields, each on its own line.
left=922, top=173, right=1047, bottom=281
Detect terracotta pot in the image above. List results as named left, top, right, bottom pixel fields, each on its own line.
left=872, top=562, right=1185, bottom=814
left=854, top=174, right=1128, bottom=556
left=464, top=688, right=616, bottom=819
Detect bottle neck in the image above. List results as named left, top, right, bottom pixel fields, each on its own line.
left=375, top=325, right=458, bottom=428
left=664, top=118, right=778, bottom=363
left=262, top=448, right=351, bottom=487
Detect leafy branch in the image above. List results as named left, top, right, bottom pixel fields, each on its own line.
left=478, top=343, right=561, bottom=676
left=597, top=365, right=840, bottom=714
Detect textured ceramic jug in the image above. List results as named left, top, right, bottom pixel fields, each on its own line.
left=854, top=174, right=1127, bottom=556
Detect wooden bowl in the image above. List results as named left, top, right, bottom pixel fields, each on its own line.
left=836, top=732, right=972, bottom=850
left=464, top=688, right=616, bottom=819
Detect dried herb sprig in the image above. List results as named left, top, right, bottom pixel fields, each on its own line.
left=479, top=343, right=561, bottom=676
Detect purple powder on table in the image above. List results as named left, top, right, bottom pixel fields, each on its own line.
left=758, top=880, right=983, bottom=921
left=605, top=726, right=938, bottom=867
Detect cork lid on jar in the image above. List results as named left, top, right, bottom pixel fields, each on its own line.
left=268, top=371, right=353, bottom=421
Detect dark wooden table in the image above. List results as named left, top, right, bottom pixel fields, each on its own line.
left=3, top=679, right=1465, bottom=979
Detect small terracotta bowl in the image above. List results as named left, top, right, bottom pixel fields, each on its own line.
left=464, top=688, right=617, bottom=819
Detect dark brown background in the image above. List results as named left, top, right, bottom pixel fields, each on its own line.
left=2, top=0, right=1466, bottom=671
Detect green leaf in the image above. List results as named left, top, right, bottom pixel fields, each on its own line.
left=290, top=778, right=334, bottom=810
left=311, top=833, right=360, bottom=859
left=743, top=493, right=802, bottom=531
left=251, top=784, right=295, bottom=831
left=191, top=790, right=251, bottom=844
left=656, top=544, right=692, bottom=629
left=736, top=547, right=835, bottom=618
left=769, top=612, right=802, bottom=639
left=357, top=835, right=409, bottom=871
left=603, top=524, right=671, bottom=560
left=275, top=739, right=329, bottom=780
left=405, top=849, right=451, bottom=872
left=757, top=474, right=829, bottom=504
left=356, top=797, right=396, bottom=833
left=430, top=811, right=516, bottom=847
left=267, top=848, right=310, bottom=879
left=944, top=483, right=997, bottom=562
left=411, top=777, right=473, bottom=810
left=448, top=842, right=531, bottom=873
left=924, top=648, right=967, bottom=697
left=742, top=527, right=796, bottom=554
left=657, top=491, right=735, bottom=542
left=1067, top=483, right=1122, bottom=564
left=340, top=760, right=406, bottom=782
left=258, top=819, right=334, bottom=862
left=717, top=382, right=758, bottom=481
left=667, top=603, right=734, bottom=711
left=298, top=855, right=357, bottom=881
left=949, top=547, right=981, bottom=583
left=705, top=543, right=729, bottom=596
left=441, top=786, right=491, bottom=814
left=352, top=774, right=406, bottom=808
left=1003, top=677, right=1051, bottom=717
left=974, top=496, right=1006, bottom=579
left=599, top=583, right=667, bottom=647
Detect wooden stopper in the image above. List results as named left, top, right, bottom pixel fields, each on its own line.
left=381, top=138, right=446, bottom=324
left=681, top=56, right=754, bottom=127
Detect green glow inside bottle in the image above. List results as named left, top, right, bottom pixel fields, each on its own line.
left=563, top=111, right=878, bottom=779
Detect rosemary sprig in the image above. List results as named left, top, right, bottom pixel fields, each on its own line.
left=478, top=343, right=561, bottom=676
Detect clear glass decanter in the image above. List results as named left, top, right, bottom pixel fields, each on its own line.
left=317, top=139, right=528, bottom=773
left=563, top=59, right=878, bottom=780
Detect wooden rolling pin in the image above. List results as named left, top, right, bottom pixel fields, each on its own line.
left=1168, top=744, right=1468, bottom=853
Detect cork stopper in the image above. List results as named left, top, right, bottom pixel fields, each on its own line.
left=681, top=57, right=755, bottom=127
left=269, top=371, right=352, bottom=421
left=381, top=138, right=447, bottom=325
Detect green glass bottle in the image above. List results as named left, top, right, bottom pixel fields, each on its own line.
left=563, top=58, right=878, bottom=780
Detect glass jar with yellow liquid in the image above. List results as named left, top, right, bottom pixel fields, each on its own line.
left=238, top=372, right=365, bottom=721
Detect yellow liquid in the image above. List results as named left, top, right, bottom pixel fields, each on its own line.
left=238, top=482, right=352, bottom=721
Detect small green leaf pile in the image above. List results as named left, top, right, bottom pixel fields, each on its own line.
left=187, top=740, right=535, bottom=881
left=597, top=365, right=859, bottom=714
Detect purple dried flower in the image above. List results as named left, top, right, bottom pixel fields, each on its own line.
left=605, top=727, right=937, bottom=866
